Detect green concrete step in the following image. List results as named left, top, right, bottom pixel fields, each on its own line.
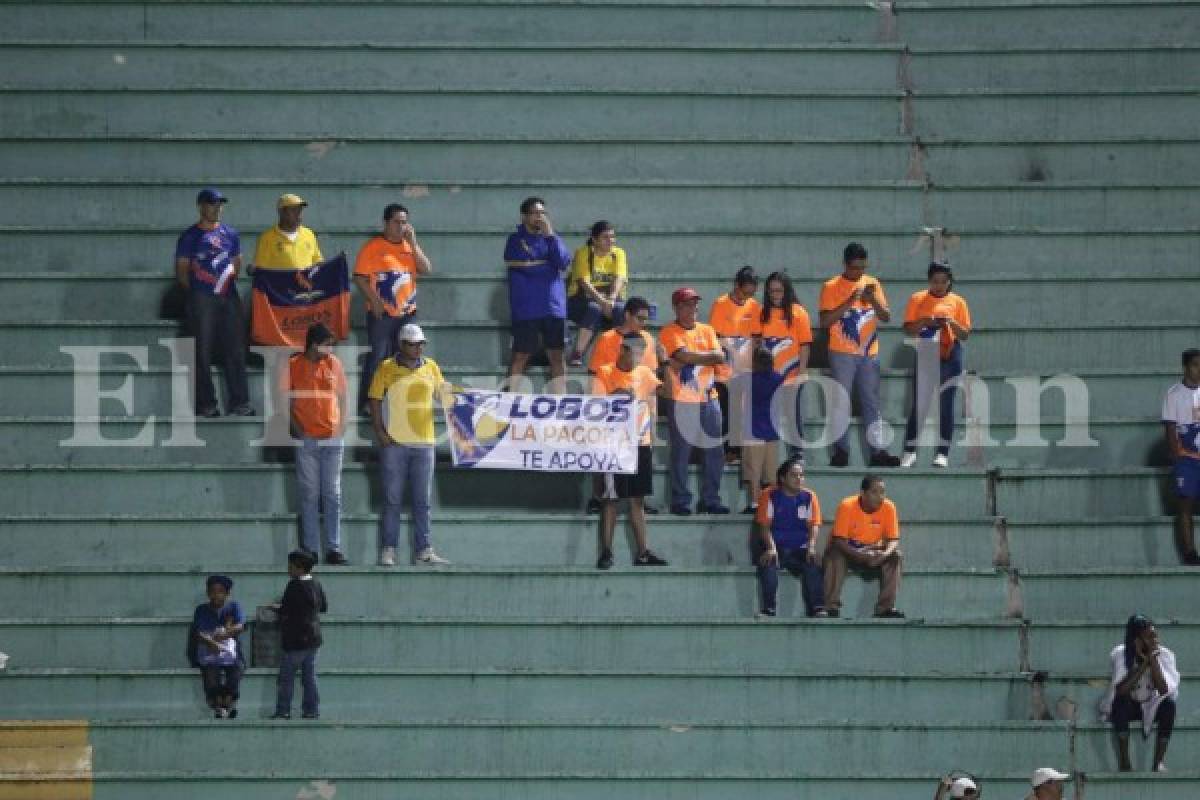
left=0, top=365, right=1176, bottom=420
left=0, top=617, right=1025, bottom=672
left=1076, top=724, right=1200, bottom=773
left=995, top=467, right=1173, bottom=518
left=1003, top=517, right=1181, bottom=569
left=82, top=719, right=1071, bottom=774
left=0, top=43, right=905, bottom=92
left=0, top=416, right=1167, bottom=470
left=909, top=47, right=1200, bottom=90
left=926, top=186, right=1200, bottom=230
left=0, top=667, right=1046, bottom=723
left=0, top=566, right=1009, bottom=620
left=1026, top=622, right=1200, bottom=673
left=0, top=464, right=990, bottom=514
left=0, top=513, right=996, bottom=570
left=1017, top=568, right=1200, bottom=621
left=6, top=273, right=1197, bottom=327
left=4, top=318, right=1196, bottom=371
left=921, top=140, right=1200, bottom=185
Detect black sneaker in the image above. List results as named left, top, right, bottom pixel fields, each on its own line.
left=227, top=708, right=238, bottom=719
left=197, top=407, right=220, bottom=419
left=270, top=712, right=291, bottom=720
left=596, top=550, right=614, bottom=570
left=586, top=497, right=603, bottom=514
left=874, top=608, right=906, bottom=619
left=1184, top=551, right=1200, bottom=566
left=825, top=609, right=840, bottom=618
left=669, top=505, right=693, bottom=516
left=758, top=608, right=777, bottom=618
left=868, top=451, right=901, bottom=468
left=302, top=711, right=319, bottom=720
left=324, top=551, right=349, bottom=566
left=644, top=504, right=660, bottom=515
left=697, top=503, right=730, bottom=515
left=830, top=449, right=849, bottom=468
left=741, top=505, right=757, bottom=515
left=228, top=405, right=256, bottom=417
left=634, top=549, right=668, bottom=567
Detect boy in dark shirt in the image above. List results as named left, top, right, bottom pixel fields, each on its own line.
left=271, top=550, right=328, bottom=720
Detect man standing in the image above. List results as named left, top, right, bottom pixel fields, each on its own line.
left=368, top=324, right=451, bottom=567
left=709, top=266, right=761, bottom=463
left=660, top=287, right=729, bottom=515
left=353, top=203, right=433, bottom=414
left=286, top=323, right=348, bottom=565
left=752, top=457, right=826, bottom=618
left=175, top=187, right=252, bottom=417
left=504, top=196, right=571, bottom=389
left=819, top=242, right=900, bottom=467
left=1162, top=348, right=1200, bottom=565
left=253, top=194, right=323, bottom=271
left=823, top=474, right=904, bottom=618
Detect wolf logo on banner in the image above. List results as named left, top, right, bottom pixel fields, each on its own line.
left=251, top=253, right=351, bottom=347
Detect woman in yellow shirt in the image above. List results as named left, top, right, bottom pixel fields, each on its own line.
left=567, top=220, right=628, bottom=366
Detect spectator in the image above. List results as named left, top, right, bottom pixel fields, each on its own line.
left=592, top=335, right=668, bottom=569
left=286, top=323, right=348, bottom=566
left=567, top=220, right=627, bottom=366
left=752, top=271, right=813, bottom=461
left=741, top=347, right=783, bottom=513
left=901, top=261, right=972, bottom=469
left=187, top=574, right=245, bottom=719
left=271, top=550, right=327, bottom=720
left=709, top=266, right=761, bottom=464
left=933, top=774, right=979, bottom=800
left=823, top=474, right=904, bottom=618
left=353, top=203, right=433, bottom=414
left=752, top=457, right=826, bottom=618
left=819, top=242, right=900, bottom=467
left=252, top=194, right=323, bottom=271
left=504, top=196, right=571, bottom=388
left=368, top=323, right=451, bottom=567
left=585, top=296, right=664, bottom=515
left=174, top=187, right=252, bottom=418
left=1162, top=348, right=1200, bottom=565
left=1099, top=614, right=1179, bottom=772
left=1027, top=768, right=1069, bottom=800
left=659, top=287, right=728, bottom=515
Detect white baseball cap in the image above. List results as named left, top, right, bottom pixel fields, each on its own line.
left=1031, top=767, right=1069, bottom=788
left=950, top=777, right=978, bottom=797
left=398, top=324, right=427, bottom=343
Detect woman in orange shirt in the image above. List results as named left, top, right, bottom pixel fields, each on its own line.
left=752, top=271, right=813, bottom=461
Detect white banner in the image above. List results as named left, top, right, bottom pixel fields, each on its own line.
left=442, top=390, right=638, bottom=473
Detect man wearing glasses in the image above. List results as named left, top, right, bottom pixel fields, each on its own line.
left=368, top=324, right=452, bottom=567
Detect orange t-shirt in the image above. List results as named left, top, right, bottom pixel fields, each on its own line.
left=904, top=290, right=971, bottom=361
left=708, top=294, right=761, bottom=382
left=819, top=274, right=887, bottom=358
left=831, top=495, right=900, bottom=546
left=287, top=353, right=347, bottom=439
left=587, top=329, right=659, bottom=373
left=354, top=236, right=418, bottom=316
left=750, top=303, right=813, bottom=384
left=593, top=364, right=661, bottom=446
left=659, top=321, right=722, bottom=403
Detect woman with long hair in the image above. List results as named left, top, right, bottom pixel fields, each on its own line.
left=1099, top=614, right=1180, bottom=771
left=566, top=220, right=627, bottom=366
left=751, top=271, right=812, bottom=461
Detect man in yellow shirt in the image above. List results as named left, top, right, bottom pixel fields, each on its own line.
left=367, top=324, right=451, bottom=567
left=252, top=194, right=324, bottom=271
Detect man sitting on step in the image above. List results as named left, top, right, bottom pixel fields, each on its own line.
left=822, top=474, right=904, bottom=618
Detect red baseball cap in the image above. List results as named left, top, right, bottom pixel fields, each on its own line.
left=671, top=287, right=701, bottom=305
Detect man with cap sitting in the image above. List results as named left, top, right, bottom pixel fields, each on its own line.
left=174, top=187, right=253, bottom=417
left=252, top=193, right=323, bottom=271
left=1027, top=767, right=1068, bottom=800
left=933, top=775, right=979, bottom=800
left=368, top=323, right=452, bottom=567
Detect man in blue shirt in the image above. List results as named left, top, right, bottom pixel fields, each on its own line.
left=504, top=196, right=571, bottom=390
left=174, top=187, right=253, bottom=417
left=751, top=457, right=827, bottom=618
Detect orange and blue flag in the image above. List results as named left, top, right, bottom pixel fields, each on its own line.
left=251, top=253, right=350, bottom=347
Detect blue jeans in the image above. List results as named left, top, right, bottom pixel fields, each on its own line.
left=828, top=351, right=883, bottom=456
left=357, top=312, right=412, bottom=410
left=753, top=541, right=825, bottom=616
left=667, top=398, right=724, bottom=508
left=275, top=648, right=319, bottom=716
left=187, top=290, right=249, bottom=413
left=380, top=444, right=435, bottom=552
left=903, top=342, right=963, bottom=456
left=296, top=436, right=344, bottom=554
left=567, top=293, right=623, bottom=334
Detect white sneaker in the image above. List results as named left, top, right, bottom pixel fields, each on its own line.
left=415, top=548, right=451, bottom=566
left=899, top=452, right=917, bottom=468
left=378, top=546, right=396, bottom=567
left=1155, top=762, right=1168, bottom=773
left=932, top=453, right=949, bottom=468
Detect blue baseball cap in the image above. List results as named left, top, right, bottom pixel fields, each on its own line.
left=196, top=187, right=228, bottom=204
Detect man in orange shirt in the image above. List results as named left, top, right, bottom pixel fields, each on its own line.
left=819, top=242, right=900, bottom=468
left=823, top=474, right=903, bottom=618
left=709, top=266, right=760, bottom=464
left=286, top=323, right=349, bottom=565
left=353, top=203, right=433, bottom=413
left=660, top=287, right=728, bottom=515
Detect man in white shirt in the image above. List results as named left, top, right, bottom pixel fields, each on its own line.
left=1161, top=348, right=1200, bottom=564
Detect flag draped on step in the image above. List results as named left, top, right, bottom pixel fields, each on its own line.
left=250, top=253, right=350, bottom=347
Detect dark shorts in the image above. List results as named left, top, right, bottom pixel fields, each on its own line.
left=511, top=316, right=568, bottom=354
left=603, top=445, right=654, bottom=500
left=1173, top=457, right=1200, bottom=500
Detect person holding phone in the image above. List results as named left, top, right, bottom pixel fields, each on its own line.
left=504, top=196, right=571, bottom=389
left=1099, top=614, right=1180, bottom=772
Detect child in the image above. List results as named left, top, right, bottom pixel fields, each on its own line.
left=740, top=347, right=784, bottom=513
left=272, top=550, right=328, bottom=720
left=188, top=574, right=245, bottom=719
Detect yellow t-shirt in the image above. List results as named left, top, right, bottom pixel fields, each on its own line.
left=567, top=245, right=628, bottom=299
left=367, top=357, right=445, bottom=445
left=253, top=226, right=324, bottom=270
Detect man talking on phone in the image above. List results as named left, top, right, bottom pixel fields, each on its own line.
left=504, top=196, right=571, bottom=391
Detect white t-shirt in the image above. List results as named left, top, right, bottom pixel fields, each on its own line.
left=1162, top=382, right=1200, bottom=458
